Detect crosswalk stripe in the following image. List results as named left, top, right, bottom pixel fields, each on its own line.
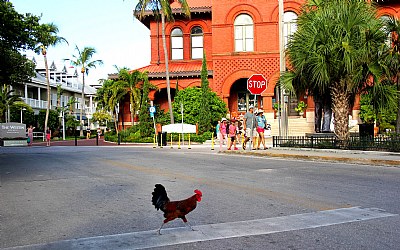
left=4, top=207, right=397, bottom=250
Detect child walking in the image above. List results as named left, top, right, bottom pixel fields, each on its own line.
left=227, top=119, right=238, bottom=150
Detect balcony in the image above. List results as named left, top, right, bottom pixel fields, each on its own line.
left=23, top=98, right=48, bottom=109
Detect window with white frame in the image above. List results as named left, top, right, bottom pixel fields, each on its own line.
left=171, top=28, right=183, bottom=60
left=234, top=14, right=254, bottom=52
left=191, top=26, right=203, bottom=59
left=284, top=11, right=298, bottom=48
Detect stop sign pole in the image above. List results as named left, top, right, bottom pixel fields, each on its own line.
left=246, top=74, right=267, bottom=150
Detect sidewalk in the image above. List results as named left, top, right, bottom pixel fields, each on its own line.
left=212, top=137, right=400, bottom=167
left=27, top=137, right=400, bottom=167
left=222, top=147, right=400, bottom=167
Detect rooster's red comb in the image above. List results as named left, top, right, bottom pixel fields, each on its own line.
left=194, top=189, right=202, bottom=196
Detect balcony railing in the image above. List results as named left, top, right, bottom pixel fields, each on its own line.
left=23, top=98, right=48, bottom=109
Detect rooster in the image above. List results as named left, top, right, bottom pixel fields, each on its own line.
left=152, top=184, right=202, bottom=234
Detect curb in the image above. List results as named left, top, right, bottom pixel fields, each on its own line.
left=222, top=150, right=400, bottom=167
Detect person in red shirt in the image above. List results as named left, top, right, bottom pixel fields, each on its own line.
left=227, top=118, right=238, bottom=150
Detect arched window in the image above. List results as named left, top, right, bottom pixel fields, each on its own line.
left=171, top=28, right=183, bottom=60
left=284, top=11, right=298, bottom=48
left=191, top=26, right=203, bottom=59
left=234, top=14, right=254, bottom=52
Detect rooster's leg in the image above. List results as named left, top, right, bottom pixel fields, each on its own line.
left=157, top=222, right=165, bottom=235
left=181, top=216, right=196, bottom=231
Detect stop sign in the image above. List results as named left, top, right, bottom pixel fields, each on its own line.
left=247, top=74, right=267, bottom=95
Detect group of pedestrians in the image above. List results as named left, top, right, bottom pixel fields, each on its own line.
left=216, top=105, right=269, bottom=151
left=26, top=125, right=51, bottom=146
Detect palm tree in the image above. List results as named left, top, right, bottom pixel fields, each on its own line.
left=71, top=45, right=103, bottom=136
left=66, top=96, right=77, bottom=115
left=281, top=0, right=397, bottom=143
left=116, top=67, right=144, bottom=126
left=56, top=84, right=63, bottom=110
left=0, top=84, right=22, bottom=122
left=95, top=79, right=126, bottom=134
left=134, top=0, right=191, bottom=124
left=383, top=16, right=400, bottom=133
left=110, top=81, right=127, bottom=133
left=34, top=23, right=67, bottom=133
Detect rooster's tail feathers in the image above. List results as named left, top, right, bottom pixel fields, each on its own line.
left=152, top=184, right=169, bottom=211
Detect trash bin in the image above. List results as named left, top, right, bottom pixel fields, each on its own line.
left=157, top=132, right=167, bottom=146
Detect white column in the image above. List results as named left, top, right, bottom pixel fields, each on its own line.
left=24, top=84, right=28, bottom=100
left=89, top=95, right=93, bottom=114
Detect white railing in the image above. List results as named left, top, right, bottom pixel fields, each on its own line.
left=23, top=98, right=48, bottom=109
left=33, top=132, right=45, bottom=141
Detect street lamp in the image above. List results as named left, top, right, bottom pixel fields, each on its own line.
left=59, top=109, right=65, bottom=140
left=20, top=107, right=26, bottom=124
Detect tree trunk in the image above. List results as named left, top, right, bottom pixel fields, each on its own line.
left=130, top=92, right=134, bottom=126
left=331, top=83, right=350, bottom=146
left=113, top=109, right=119, bottom=134
left=44, top=53, right=50, bottom=133
left=396, top=75, right=400, bottom=134
left=80, top=72, right=85, bottom=137
left=161, top=12, right=174, bottom=124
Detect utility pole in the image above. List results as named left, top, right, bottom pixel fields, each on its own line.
left=278, top=0, right=288, bottom=137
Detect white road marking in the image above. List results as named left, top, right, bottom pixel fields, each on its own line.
left=4, top=207, right=397, bottom=250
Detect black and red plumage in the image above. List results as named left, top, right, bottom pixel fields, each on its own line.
left=151, top=184, right=202, bottom=234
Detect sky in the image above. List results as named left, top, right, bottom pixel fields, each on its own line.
left=11, top=0, right=151, bottom=86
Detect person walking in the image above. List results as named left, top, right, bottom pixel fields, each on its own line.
left=97, top=128, right=102, bottom=139
left=242, top=106, right=258, bottom=150
left=219, top=118, right=227, bottom=151
left=227, top=118, right=238, bottom=150
left=86, top=127, right=91, bottom=139
left=256, top=109, right=267, bottom=150
left=27, top=125, right=34, bottom=146
left=46, top=128, right=51, bottom=147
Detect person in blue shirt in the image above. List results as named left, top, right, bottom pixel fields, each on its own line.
left=256, top=109, right=267, bottom=150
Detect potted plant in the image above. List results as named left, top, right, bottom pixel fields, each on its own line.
left=295, top=101, right=307, bottom=117
left=273, top=103, right=281, bottom=118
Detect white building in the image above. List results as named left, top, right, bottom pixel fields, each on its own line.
left=12, top=57, right=98, bottom=128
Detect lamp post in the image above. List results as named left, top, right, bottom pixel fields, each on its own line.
left=278, top=0, right=288, bottom=137
left=59, top=109, right=65, bottom=140
left=20, top=107, right=26, bottom=124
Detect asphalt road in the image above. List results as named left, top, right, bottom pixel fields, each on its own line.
left=1, top=146, right=399, bottom=249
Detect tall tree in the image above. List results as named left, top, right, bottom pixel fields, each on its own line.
left=198, top=51, right=212, bottom=134
left=95, top=79, right=126, bottom=134
left=0, top=0, right=38, bottom=85
left=134, top=0, right=191, bottom=124
left=138, top=73, right=153, bottom=137
left=116, top=67, right=144, bottom=126
left=34, top=23, right=67, bottom=133
left=383, top=16, right=400, bottom=134
left=71, top=45, right=103, bottom=136
left=281, top=0, right=397, bottom=143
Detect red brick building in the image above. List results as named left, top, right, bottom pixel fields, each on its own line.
left=119, top=0, right=400, bottom=135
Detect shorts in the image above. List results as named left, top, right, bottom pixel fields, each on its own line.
left=257, top=127, right=264, bottom=133
left=230, top=136, right=236, bottom=142
left=245, top=128, right=258, bottom=137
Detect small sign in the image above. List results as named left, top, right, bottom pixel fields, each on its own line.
left=149, top=106, right=156, bottom=114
